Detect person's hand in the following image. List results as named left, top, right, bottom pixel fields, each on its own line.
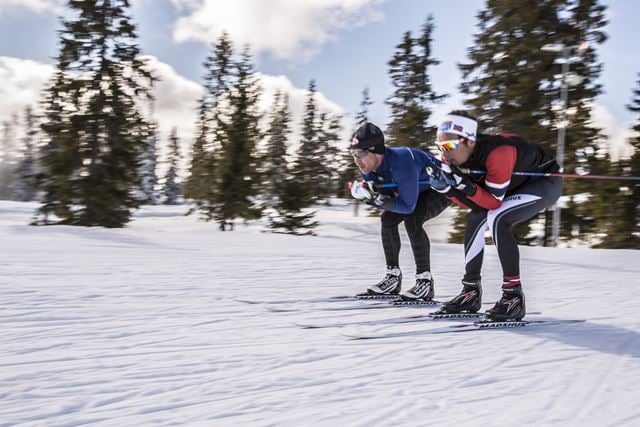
left=350, top=179, right=378, bottom=201
left=426, top=166, right=452, bottom=194
left=373, top=193, right=395, bottom=210
left=442, top=164, right=477, bottom=196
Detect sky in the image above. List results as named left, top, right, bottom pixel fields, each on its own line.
left=1, top=0, right=639, bottom=161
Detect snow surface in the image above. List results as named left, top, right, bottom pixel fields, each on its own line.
left=1, top=200, right=639, bottom=426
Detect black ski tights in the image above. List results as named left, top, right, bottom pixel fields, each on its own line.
left=380, top=190, right=450, bottom=274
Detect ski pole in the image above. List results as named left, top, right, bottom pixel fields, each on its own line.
left=379, top=170, right=640, bottom=188
left=459, top=169, right=640, bottom=181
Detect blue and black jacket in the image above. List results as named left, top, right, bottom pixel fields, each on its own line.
left=360, top=147, right=438, bottom=214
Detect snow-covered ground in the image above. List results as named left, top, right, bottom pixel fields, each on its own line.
left=1, top=200, right=639, bottom=426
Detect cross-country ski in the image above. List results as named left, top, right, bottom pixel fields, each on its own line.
left=342, top=319, right=586, bottom=340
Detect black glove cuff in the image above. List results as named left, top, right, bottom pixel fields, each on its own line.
left=462, top=182, right=477, bottom=197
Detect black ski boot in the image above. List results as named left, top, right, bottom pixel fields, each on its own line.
left=437, top=279, right=482, bottom=314
left=485, top=286, right=526, bottom=321
left=401, top=271, right=434, bottom=301
left=366, top=266, right=402, bottom=295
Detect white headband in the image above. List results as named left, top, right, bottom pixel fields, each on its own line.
left=437, top=114, right=478, bottom=141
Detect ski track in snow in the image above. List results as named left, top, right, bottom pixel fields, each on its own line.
left=1, top=200, right=639, bottom=426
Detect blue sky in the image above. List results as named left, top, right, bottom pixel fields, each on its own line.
left=0, top=0, right=639, bottom=159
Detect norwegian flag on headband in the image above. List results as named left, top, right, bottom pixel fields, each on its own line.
left=437, top=114, right=478, bottom=140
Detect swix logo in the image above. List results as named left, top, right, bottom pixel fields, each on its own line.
left=505, top=195, right=521, bottom=202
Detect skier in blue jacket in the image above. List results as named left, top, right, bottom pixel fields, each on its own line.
left=350, top=122, right=450, bottom=300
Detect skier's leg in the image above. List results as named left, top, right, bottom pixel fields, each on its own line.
left=401, top=190, right=450, bottom=300
left=485, top=177, right=563, bottom=320
left=463, top=209, right=489, bottom=282
left=437, top=209, right=487, bottom=313
left=380, top=210, right=403, bottom=269
left=403, top=190, right=450, bottom=274
left=487, top=177, right=563, bottom=282
left=366, top=211, right=405, bottom=295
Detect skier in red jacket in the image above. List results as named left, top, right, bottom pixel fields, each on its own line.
left=426, top=111, right=562, bottom=321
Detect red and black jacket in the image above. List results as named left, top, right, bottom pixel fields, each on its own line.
left=449, top=133, right=559, bottom=211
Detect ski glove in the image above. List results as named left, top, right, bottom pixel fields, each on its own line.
left=426, top=164, right=477, bottom=197
left=372, top=193, right=395, bottom=210
left=350, top=179, right=377, bottom=201
left=350, top=180, right=395, bottom=210
left=443, top=164, right=477, bottom=196
left=426, top=166, right=452, bottom=194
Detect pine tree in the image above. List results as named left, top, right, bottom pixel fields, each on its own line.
left=386, top=15, right=446, bottom=148
left=292, top=79, right=321, bottom=206
left=214, top=46, right=262, bottom=226
left=554, top=0, right=608, bottom=244
left=355, top=86, right=373, bottom=125
left=163, top=127, right=182, bottom=205
left=137, top=119, right=159, bottom=204
left=458, top=0, right=607, bottom=245
left=269, top=174, right=318, bottom=235
left=337, top=87, right=372, bottom=203
left=183, top=101, right=209, bottom=203
left=37, top=0, right=154, bottom=227
left=0, top=115, right=18, bottom=199
left=184, top=32, right=233, bottom=220
left=262, top=91, right=291, bottom=206
left=316, top=112, right=342, bottom=202
left=291, top=80, right=339, bottom=205
left=595, top=73, right=640, bottom=248
left=38, top=70, right=78, bottom=221
left=14, top=106, right=39, bottom=202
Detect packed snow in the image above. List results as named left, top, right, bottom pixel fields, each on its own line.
left=1, top=200, right=639, bottom=426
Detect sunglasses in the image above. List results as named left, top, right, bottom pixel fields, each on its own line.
left=350, top=149, right=370, bottom=159
left=435, top=138, right=462, bottom=153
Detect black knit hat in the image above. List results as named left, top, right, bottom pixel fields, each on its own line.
left=351, top=122, right=385, bottom=154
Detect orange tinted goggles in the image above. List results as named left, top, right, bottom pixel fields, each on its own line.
left=435, top=138, right=461, bottom=152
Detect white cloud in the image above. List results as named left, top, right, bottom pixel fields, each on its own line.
left=0, top=0, right=64, bottom=14
left=258, top=73, right=344, bottom=126
left=142, top=55, right=203, bottom=151
left=170, top=0, right=383, bottom=61
left=0, top=56, right=54, bottom=124
left=0, top=54, right=348, bottom=176
left=590, top=102, right=635, bottom=160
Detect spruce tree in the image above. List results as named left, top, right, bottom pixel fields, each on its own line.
left=137, top=119, right=159, bottom=204
left=184, top=32, right=233, bottom=220
left=38, top=70, right=78, bottom=221
left=595, top=74, right=640, bottom=248
left=458, top=0, right=607, bottom=244
left=315, top=112, right=342, bottom=202
left=262, top=91, right=291, bottom=206
left=214, top=46, right=262, bottom=226
left=37, top=0, right=154, bottom=227
left=386, top=15, right=446, bottom=148
left=553, top=0, right=608, bottom=243
left=269, top=174, right=318, bottom=235
left=292, top=79, right=321, bottom=206
left=337, top=87, right=373, bottom=202
left=14, top=106, right=39, bottom=202
left=184, top=101, right=209, bottom=203
left=356, top=86, right=373, bottom=125
left=163, top=127, right=181, bottom=205
left=0, top=115, right=18, bottom=199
